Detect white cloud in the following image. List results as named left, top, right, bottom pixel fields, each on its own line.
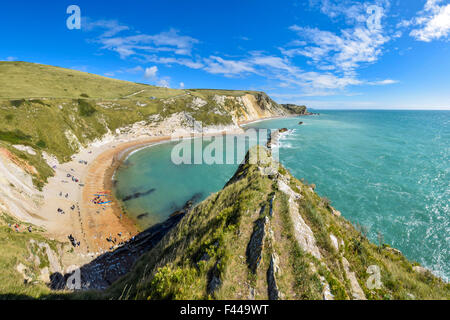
left=144, top=66, right=158, bottom=79
left=203, top=56, right=256, bottom=76
left=248, top=54, right=301, bottom=74
left=202, top=53, right=301, bottom=78
left=315, top=0, right=366, bottom=22
left=368, top=79, right=399, bottom=85
left=5, top=56, right=18, bottom=61
left=179, top=82, right=185, bottom=89
left=143, top=55, right=204, bottom=69
left=97, top=28, right=199, bottom=59
left=126, top=66, right=144, bottom=74
left=84, top=7, right=397, bottom=96
left=83, top=18, right=129, bottom=37
left=409, top=0, right=450, bottom=42
left=157, top=79, right=170, bottom=88
left=311, top=0, right=391, bottom=23
left=286, top=21, right=389, bottom=73
left=272, top=1, right=396, bottom=93
left=104, top=65, right=144, bottom=77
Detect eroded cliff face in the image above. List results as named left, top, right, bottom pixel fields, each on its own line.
left=106, top=146, right=449, bottom=300
left=213, top=92, right=289, bottom=124
left=0, top=79, right=310, bottom=298
left=0, top=148, right=43, bottom=224
left=0, top=91, right=292, bottom=225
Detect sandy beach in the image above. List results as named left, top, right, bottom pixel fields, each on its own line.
left=37, top=127, right=249, bottom=258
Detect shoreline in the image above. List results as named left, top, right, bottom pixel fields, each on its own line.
left=37, top=125, right=249, bottom=260
left=35, top=115, right=292, bottom=264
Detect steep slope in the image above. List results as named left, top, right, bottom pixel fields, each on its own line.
left=0, top=212, right=65, bottom=299
left=104, top=146, right=449, bottom=300
left=0, top=61, right=180, bottom=100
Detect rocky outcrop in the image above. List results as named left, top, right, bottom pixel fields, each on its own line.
left=278, top=177, right=322, bottom=260
left=342, top=257, right=367, bottom=300
left=267, top=253, right=282, bottom=300
left=281, top=104, right=317, bottom=115
left=319, top=276, right=335, bottom=300
left=0, top=148, right=42, bottom=225
left=246, top=216, right=269, bottom=273
left=207, top=260, right=222, bottom=295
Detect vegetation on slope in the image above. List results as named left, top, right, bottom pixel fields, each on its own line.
left=0, top=213, right=61, bottom=299
left=102, top=147, right=449, bottom=300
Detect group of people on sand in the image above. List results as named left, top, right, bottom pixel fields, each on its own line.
left=91, top=193, right=111, bottom=205
left=8, top=223, right=32, bottom=233
left=106, top=232, right=126, bottom=248
left=68, top=234, right=80, bottom=247
left=57, top=203, right=77, bottom=216
left=67, top=173, right=79, bottom=183
left=59, top=192, right=69, bottom=198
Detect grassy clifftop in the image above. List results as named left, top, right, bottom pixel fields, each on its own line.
left=103, top=146, right=449, bottom=300
left=0, top=61, right=182, bottom=100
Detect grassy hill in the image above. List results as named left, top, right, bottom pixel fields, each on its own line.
left=100, top=146, right=449, bottom=300
left=0, top=213, right=60, bottom=299
left=0, top=61, right=183, bottom=100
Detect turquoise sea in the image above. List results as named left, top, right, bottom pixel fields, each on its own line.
left=114, top=110, right=449, bottom=280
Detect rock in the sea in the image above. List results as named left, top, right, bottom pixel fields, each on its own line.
left=413, top=265, right=430, bottom=275
left=298, top=121, right=304, bottom=125
left=386, top=247, right=402, bottom=255
left=278, top=128, right=288, bottom=133
left=330, top=206, right=341, bottom=217
left=122, top=188, right=156, bottom=202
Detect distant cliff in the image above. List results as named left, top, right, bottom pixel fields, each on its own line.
left=280, top=104, right=317, bottom=115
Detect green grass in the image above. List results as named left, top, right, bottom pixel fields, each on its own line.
left=0, top=61, right=182, bottom=100
left=0, top=213, right=60, bottom=299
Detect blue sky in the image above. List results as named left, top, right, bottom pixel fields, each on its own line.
left=1, top=0, right=449, bottom=109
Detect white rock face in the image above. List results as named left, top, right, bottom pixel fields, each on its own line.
left=342, top=257, right=367, bottom=300
left=190, top=97, right=207, bottom=110
left=331, top=206, right=341, bottom=217
left=13, top=145, right=36, bottom=155
left=319, top=276, right=335, bottom=300
left=36, top=241, right=62, bottom=274
left=0, top=149, right=42, bottom=223
left=64, top=130, right=82, bottom=151
left=42, top=151, right=60, bottom=168
left=278, top=178, right=321, bottom=260
left=413, top=265, right=429, bottom=275
left=330, top=234, right=339, bottom=251
left=16, top=263, right=32, bottom=282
